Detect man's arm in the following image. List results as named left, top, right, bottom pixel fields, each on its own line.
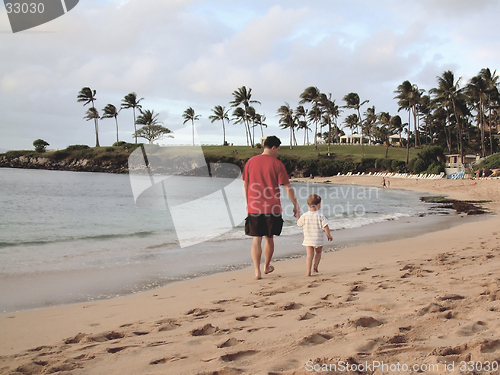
left=243, top=180, right=248, bottom=207
left=283, top=183, right=300, bottom=218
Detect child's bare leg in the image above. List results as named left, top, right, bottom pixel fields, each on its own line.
left=305, top=246, right=314, bottom=276
left=313, top=246, right=322, bottom=273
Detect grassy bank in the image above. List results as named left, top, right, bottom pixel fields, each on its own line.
left=201, top=144, right=417, bottom=162
left=1, top=143, right=424, bottom=176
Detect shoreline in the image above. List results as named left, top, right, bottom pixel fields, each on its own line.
left=0, top=182, right=481, bottom=314
left=0, top=177, right=499, bottom=374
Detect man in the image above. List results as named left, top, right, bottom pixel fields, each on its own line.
left=242, top=136, right=300, bottom=280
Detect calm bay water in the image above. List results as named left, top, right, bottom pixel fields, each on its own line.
left=0, top=168, right=463, bottom=313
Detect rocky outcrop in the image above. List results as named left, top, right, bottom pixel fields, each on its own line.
left=0, top=155, right=128, bottom=173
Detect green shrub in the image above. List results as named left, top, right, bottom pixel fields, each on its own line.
left=65, top=145, right=90, bottom=151
left=375, top=158, right=392, bottom=171
left=277, top=155, right=297, bottom=175
left=317, top=160, right=340, bottom=176
left=426, top=162, right=444, bottom=175
left=475, top=153, right=500, bottom=170
left=5, top=150, right=36, bottom=158
left=391, top=159, right=406, bottom=172
left=33, top=139, right=49, bottom=153
left=359, top=158, right=376, bottom=171
left=413, top=158, right=427, bottom=174
left=409, top=145, right=445, bottom=174
left=52, top=151, right=70, bottom=161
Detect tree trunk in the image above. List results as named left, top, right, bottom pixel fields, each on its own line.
left=115, top=117, right=119, bottom=143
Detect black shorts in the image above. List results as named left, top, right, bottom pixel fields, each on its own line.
left=245, top=214, right=284, bottom=237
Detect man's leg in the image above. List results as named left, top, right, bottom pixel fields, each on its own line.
left=251, top=236, right=263, bottom=280
left=263, top=236, right=275, bottom=274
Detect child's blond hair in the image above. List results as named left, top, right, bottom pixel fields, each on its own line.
left=307, top=194, right=321, bottom=207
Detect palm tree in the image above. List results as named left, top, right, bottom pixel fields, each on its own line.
left=307, top=105, right=323, bottom=147
left=134, top=109, right=172, bottom=144
left=83, top=107, right=100, bottom=146
left=296, top=120, right=310, bottom=145
left=182, top=107, right=201, bottom=146
left=232, top=107, right=249, bottom=144
left=430, top=71, right=465, bottom=160
left=101, top=104, right=120, bottom=143
left=254, top=113, right=268, bottom=140
left=480, top=68, right=500, bottom=156
left=466, top=74, right=488, bottom=156
left=343, top=113, right=359, bottom=140
left=246, top=106, right=258, bottom=146
left=276, top=103, right=295, bottom=149
left=230, top=86, right=260, bottom=147
left=390, top=114, right=404, bottom=140
left=77, top=87, right=100, bottom=147
left=319, top=93, right=340, bottom=154
left=121, top=92, right=144, bottom=144
left=363, top=106, right=377, bottom=145
left=295, top=105, right=310, bottom=145
left=209, top=105, right=230, bottom=145
left=418, top=94, right=433, bottom=145
left=378, top=111, right=391, bottom=158
left=343, top=92, right=369, bottom=155
left=394, top=81, right=422, bottom=163
left=299, top=86, right=322, bottom=149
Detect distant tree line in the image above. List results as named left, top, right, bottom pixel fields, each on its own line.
left=73, top=67, right=499, bottom=165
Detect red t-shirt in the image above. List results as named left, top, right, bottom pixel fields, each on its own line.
left=242, top=154, right=290, bottom=214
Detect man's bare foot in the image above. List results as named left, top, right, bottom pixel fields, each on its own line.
left=313, top=268, right=319, bottom=273
left=254, top=274, right=262, bottom=280
left=264, top=264, right=274, bottom=274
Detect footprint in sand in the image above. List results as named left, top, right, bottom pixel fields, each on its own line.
left=300, top=333, right=332, bottom=345
left=417, top=303, right=448, bottom=316
left=348, top=316, right=383, bottom=328
left=478, top=339, right=500, bottom=353
left=320, top=294, right=337, bottom=301
left=89, top=331, right=125, bottom=342
left=457, top=321, right=488, bottom=337
left=429, top=344, right=467, bottom=356
left=356, top=338, right=384, bottom=353
left=158, top=321, right=180, bottom=332
left=235, top=315, right=258, bottom=321
left=220, top=350, right=259, bottom=362
left=64, top=333, right=87, bottom=344
left=107, top=346, right=130, bottom=354
left=191, top=323, right=218, bottom=336
left=274, top=302, right=302, bottom=311
left=186, top=308, right=225, bottom=318
left=195, top=368, right=244, bottom=375
left=217, top=338, right=243, bottom=348
left=149, top=355, right=188, bottom=365
left=298, top=312, right=316, bottom=321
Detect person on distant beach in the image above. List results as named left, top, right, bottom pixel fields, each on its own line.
left=382, top=177, right=386, bottom=188
left=297, top=194, right=332, bottom=276
left=242, top=135, right=300, bottom=280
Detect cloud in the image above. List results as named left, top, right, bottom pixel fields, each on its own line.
left=1, top=0, right=499, bottom=150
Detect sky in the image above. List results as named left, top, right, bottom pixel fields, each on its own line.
left=1, top=0, right=500, bottom=152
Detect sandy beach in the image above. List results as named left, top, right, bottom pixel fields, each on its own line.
left=1, top=177, right=499, bottom=375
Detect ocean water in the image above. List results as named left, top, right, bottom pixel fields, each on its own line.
left=0, top=168, right=466, bottom=313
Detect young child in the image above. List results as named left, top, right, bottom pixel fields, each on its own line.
left=297, top=194, right=332, bottom=276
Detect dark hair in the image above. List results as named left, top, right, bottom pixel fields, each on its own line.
left=263, top=135, right=281, bottom=149
left=307, top=194, right=321, bottom=207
